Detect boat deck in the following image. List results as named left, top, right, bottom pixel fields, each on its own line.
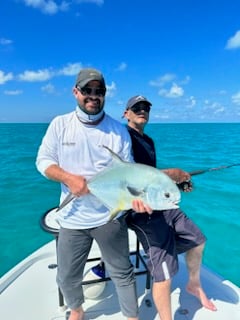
left=0, top=231, right=239, bottom=319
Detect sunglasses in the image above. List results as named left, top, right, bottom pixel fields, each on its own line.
left=129, top=104, right=151, bottom=114
left=77, top=86, right=106, bottom=97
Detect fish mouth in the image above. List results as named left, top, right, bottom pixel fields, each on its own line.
left=165, top=199, right=180, bottom=209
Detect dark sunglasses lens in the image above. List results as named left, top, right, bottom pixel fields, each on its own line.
left=80, top=87, right=105, bottom=97
left=131, top=104, right=150, bottom=113
left=96, top=88, right=106, bottom=96
left=84, top=87, right=92, bottom=95
left=78, top=87, right=90, bottom=96
left=144, top=105, right=151, bottom=112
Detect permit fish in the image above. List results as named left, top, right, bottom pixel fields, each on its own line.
left=57, top=146, right=181, bottom=219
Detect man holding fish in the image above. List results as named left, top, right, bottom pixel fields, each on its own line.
left=36, top=69, right=151, bottom=320
left=123, top=95, right=217, bottom=320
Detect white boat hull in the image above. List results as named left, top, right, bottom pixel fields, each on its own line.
left=0, top=230, right=239, bottom=319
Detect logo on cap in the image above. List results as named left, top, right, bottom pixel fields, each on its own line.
left=135, top=95, right=145, bottom=101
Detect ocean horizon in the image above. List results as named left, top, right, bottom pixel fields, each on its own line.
left=0, top=122, right=239, bottom=287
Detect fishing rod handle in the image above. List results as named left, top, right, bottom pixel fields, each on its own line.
left=189, top=169, right=207, bottom=176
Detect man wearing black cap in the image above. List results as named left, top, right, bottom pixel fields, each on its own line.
left=36, top=70, right=150, bottom=320
left=123, top=95, right=217, bottom=320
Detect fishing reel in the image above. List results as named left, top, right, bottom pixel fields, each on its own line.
left=176, top=180, right=193, bottom=191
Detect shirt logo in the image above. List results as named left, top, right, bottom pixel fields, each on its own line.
left=62, top=142, right=76, bottom=146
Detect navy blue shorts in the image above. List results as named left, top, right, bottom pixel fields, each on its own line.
left=126, top=208, right=206, bottom=282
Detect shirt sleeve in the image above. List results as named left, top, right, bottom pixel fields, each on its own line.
left=35, top=117, right=60, bottom=176
left=119, top=125, right=134, bottom=163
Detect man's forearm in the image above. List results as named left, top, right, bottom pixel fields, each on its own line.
left=44, top=164, right=73, bottom=186
left=45, top=164, right=89, bottom=196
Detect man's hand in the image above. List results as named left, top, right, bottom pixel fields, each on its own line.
left=65, top=174, right=89, bottom=197
left=131, top=199, right=153, bottom=214
left=44, top=164, right=89, bottom=197
left=163, top=168, right=193, bottom=192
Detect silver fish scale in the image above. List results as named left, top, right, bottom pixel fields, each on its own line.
left=88, top=160, right=181, bottom=218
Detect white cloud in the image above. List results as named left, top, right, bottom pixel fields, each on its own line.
left=0, top=70, right=14, bottom=84
left=180, top=75, right=191, bottom=85
left=153, top=114, right=170, bottom=120
left=116, top=99, right=124, bottom=106
left=159, top=83, right=184, bottom=98
left=76, top=0, right=104, bottom=5
left=18, top=69, right=53, bottom=81
left=15, top=63, right=82, bottom=83
left=213, top=107, right=225, bottom=114
left=232, top=91, right=240, bottom=105
left=23, top=0, right=69, bottom=15
left=0, top=38, right=13, bottom=45
left=4, top=90, right=23, bottom=95
left=205, top=101, right=225, bottom=114
left=186, top=96, right=196, bottom=108
left=59, top=62, right=82, bottom=76
left=150, top=73, right=176, bottom=87
left=41, top=83, right=56, bottom=93
left=158, top=88, right=168, bottom=96
left=225, top=30, right=240, bottom=49
left=22, top=0, right=103, bottom=14
left=115, top=62, right=127, bottom=71
left=106, top=81, right=116, bottom=97
left=4, top=62, right=100, bottom=85
left=219, top=90, right=227, bottom=95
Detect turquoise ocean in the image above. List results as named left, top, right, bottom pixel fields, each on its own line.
left=0, top=123, right=239, bottom=287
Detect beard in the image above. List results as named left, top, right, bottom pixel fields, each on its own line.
left=79, top=97, right=105, bottom=115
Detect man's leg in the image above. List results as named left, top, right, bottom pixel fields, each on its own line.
left=93, top=217, right=139, bottom=320
left=152, top=279, right=172, bottom=320
left=57, top=228, right=92, bottom=320
left=185, top=243, right=217, bottom=311
left=127, top=210, right=178, bottom=320
left=68, top=306, right=84, bottom=320
left=166, top=208, right=217, bottom=312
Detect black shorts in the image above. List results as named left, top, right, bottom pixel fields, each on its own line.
left=126, top=208, right=206, bottom=282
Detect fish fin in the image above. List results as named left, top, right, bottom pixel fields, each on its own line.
left=109, top=209, right=122, bottom=220
left=101, top=145, right=125, bottom=163
left=127, top=185, right=145, bottom=197
left=109, top=198, right=127, bottom=220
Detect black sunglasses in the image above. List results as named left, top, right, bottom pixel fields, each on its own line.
left=77, top=86, right=106, bottom=97
left=129, top=104, right=151, bottom=113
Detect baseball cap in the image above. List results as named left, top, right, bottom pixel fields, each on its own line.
left=75, top=68, right=106, bottom=89
left=126, top=95, right=152, bottom=110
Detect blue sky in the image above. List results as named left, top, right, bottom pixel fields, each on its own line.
left=1, top=0, right=240, bottom=123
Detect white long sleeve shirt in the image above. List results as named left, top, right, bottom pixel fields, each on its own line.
left=36, top=110, right=133, bottom=229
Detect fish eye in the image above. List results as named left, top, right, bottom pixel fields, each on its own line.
left=164, top=192, right=170, bottom=198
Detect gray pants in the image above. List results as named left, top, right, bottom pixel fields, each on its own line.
left=56, top=216, right=138, bottom=318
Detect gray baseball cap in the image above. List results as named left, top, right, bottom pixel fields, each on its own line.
left=126, top=95, right=152, bottom=109
left=75, top=68, right=106, bottom=88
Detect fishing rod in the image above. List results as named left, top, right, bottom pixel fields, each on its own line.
left=178, top=163, right=240, bottom=190
left=189, top=163, right=240, bottom=176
